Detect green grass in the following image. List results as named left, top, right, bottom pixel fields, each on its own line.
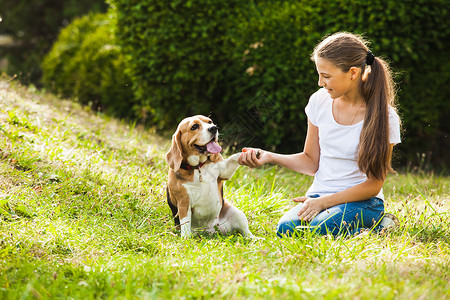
left=0, top=77, right=449, bottom=299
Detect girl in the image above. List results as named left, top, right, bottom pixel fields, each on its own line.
left=239, top=32, right=401, bottom=237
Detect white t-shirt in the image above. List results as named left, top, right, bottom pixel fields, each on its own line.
left=305, top=88, right=401, bottom=200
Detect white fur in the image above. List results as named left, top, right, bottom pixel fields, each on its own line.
left=198, top=123, right=217, bottom=145
left=180, top=215, right=192, bottom=238
left=187, top=155, right=208, bottom=166
left=182, top=153, right=253, bottom=238
left=187, top=155, right=200, bottom=166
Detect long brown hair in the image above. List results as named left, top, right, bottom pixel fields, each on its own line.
left=312, top=32, right=399, bottom=180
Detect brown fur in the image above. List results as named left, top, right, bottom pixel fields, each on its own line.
left=166, top=115, right=221, bottom=173
left=165, top=115, right=253, bottom=238
left=166, top=115, right=223, bottom=226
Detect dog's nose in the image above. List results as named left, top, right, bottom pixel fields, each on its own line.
left=208, top=126, right=218, bottom=135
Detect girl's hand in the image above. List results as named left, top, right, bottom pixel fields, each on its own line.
left=239, top=148, right=268, bottom=168
left=294, top=196, right=325, bottom=222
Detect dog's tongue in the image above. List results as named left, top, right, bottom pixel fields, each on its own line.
left=206, top=141, right=222, bottom=154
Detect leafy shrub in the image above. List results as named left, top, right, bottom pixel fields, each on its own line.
left=0, top=0, right=107, bottom=84
left=42, top=14, right=99, bottom=97
left=109, top=0, right=253, bottom=125
left=112, top=0, right=450, bottom=165
left=41, top=13, right=134, bottom=117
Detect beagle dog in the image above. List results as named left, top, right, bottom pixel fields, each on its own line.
left=165, top=115, right=253, bottom=238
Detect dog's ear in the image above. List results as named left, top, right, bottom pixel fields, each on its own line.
left=166, top=129, right=183, bottom=172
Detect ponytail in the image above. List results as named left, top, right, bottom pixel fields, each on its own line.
left=359, top=56, right=396, bottom=180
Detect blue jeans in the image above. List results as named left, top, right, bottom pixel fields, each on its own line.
left=276, top=195, right=385, bottom=237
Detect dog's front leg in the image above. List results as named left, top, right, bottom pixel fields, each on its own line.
left=218, top=153, right=241, bottom=180
left=178, top=205, right=192, bottom=238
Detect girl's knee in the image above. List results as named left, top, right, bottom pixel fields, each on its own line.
left=276, top=220, right=298, bottom=237
left=276, top=203, right=304, bottom=237
left=310, top=216, right=341, bottom=235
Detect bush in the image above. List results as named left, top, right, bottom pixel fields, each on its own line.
left=0, top=0, right=107, bottom=84
left=109, top=0, right=253, bottom=125
left=111, top=0, right=450, bottom=166
left=41, top=13, right=134, bottom=117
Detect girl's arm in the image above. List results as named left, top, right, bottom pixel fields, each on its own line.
left=238, top=120, right=320, bottom=176
left=295, top=144, right=395, bottom=221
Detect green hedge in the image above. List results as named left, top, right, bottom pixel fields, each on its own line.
left=106, top=1, right=450, bottom=165
left=109, top=0, right=253, bottom=125
left=41, top=13, right=134, bottom=117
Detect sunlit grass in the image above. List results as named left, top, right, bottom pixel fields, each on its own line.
left=0, top=78, right=449, bottom=299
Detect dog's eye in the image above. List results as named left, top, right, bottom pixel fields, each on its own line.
left=191, top=124, right=200, bottom=130
left=208, top=121, right=212, bottom=124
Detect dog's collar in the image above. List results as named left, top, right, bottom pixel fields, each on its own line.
left=180, top=160, right=208, bottom=171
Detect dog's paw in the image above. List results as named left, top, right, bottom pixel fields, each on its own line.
left=180, top=221, right=192, bottom=238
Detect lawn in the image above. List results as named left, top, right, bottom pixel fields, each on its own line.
left=0, top=77, right=449, bottom=299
